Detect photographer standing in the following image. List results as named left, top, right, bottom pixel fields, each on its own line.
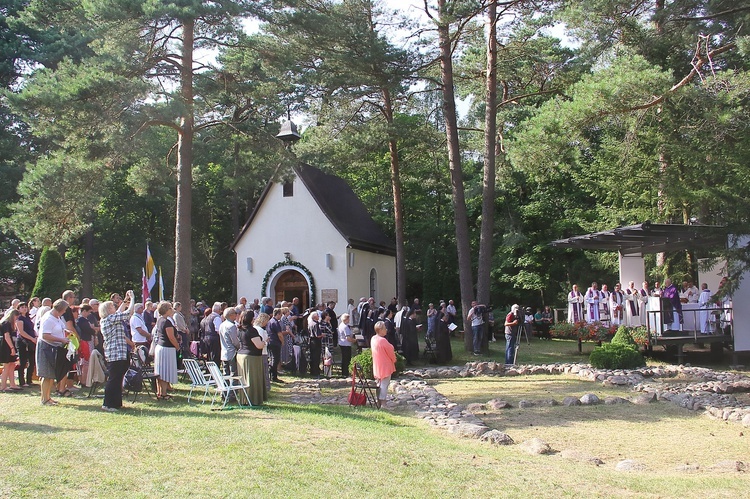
left=467, top=301, right=485, bottom=356
left=504, top=305, right=521, bottom=366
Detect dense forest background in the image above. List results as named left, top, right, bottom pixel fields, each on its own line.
left=1, top=0, right=748, bottom=313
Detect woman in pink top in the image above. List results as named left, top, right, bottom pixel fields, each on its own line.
left=371, top=321, right=396, bottom=408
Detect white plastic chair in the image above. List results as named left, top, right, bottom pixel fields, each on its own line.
left=183, top=358, right=215, bottom=403
left=205, top=361, right=251, bottom=409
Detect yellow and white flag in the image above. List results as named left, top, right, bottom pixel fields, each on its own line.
left=145, top=244, right=157, bottom=293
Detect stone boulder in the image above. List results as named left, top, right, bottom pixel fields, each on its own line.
left=448, top=423, right=490, bottom=439
left=536, top=398, right=558, bottom=407
left=560, top=449, right=604, bottom=466
left=615, top=459, right=647, bottom=472
left=632, top=393, right=656, bottom=405
left=466, top=403, right=486, bottom=413
left=518, top=399, right=535, bottom=408
left=562, top=396, right=581, bottom=407
left=580, top=393, right=600, bottom=405
left=519, top=438, right=554, bottom=455
left=487, top=399, right=511, bottom=410
left=604, top=396, right=630, bottom=405
left=480, top=430, right=515, bottom=446
left=709, top=460, right=746, bottom=472
left=674, top=464, right=700, bottom=473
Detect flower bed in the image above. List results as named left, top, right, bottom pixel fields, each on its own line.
left=550, top=322, right=651, bottom=346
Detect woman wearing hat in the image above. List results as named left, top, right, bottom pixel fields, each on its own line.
left=504, top=305, right=521, bottom=365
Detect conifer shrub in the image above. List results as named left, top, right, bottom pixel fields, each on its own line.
left=350, top=348, right=406, bottom=379
left=611, top=326, right=637, bottom=348
left=31, top=247, right=68, bottom=299
left=589, top=343, right=645, bottom=369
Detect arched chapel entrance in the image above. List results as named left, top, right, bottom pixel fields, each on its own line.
left=273, top=269, right=309, bottom=310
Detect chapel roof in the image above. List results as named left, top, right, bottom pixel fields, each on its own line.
left=232, top=163, right=396, bottom=256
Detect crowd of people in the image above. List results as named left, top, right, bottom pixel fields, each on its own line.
left=567, top=278, right=731, bottom=333
left=0, top=290, right=468, bottom=411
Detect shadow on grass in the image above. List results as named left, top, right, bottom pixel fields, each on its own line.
left=2, top=421, right=67, bottom=433
left=480, top=401, right=704, bottom=431
left=267, top=400, right=408, bottom=426
left=52, top=388, right=399, bottom=425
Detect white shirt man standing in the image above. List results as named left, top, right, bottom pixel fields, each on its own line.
left=129, top=303, right=152, bottom=349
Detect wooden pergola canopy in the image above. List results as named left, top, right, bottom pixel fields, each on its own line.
left=550, top=222, right=727, bottom=255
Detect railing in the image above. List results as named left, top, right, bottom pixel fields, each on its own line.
left=646, top=306, right=733, bottom=344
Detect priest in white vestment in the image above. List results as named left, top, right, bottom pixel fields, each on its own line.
left=584, top=282, right=602, bottom=324
left=624, top=281, right=642, bottom=327
left=567, top=285, right=584, bottom=323
left=698, top=283, right=713, bottom=334
left=609, top=283, right=625, bottom=326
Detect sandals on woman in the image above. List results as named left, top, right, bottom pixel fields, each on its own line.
left=156, top=394, right=173, bottom=401
left=42, top=399, right=59, bottom=406
left=57, top=389, right=73, bottom=397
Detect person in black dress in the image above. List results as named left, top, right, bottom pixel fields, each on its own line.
left=435, top=311, right=452, bottom=364
left=401, top=308, right=419, bottom=365
left=308, top=312, right=323, bottom=377
left=0, top=309, right=22, bottom=391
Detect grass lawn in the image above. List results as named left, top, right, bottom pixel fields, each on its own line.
left=434, top=375, right=750, bottom=467
left=445, top=335, right=738, bottom=369
left=2, top=369, right=748, bottom=498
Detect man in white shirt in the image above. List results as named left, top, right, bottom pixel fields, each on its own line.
left=467, top=301, right=485, bottom=356
left=446, top=300, right=457, bottom=323
left=129, top=303, right=152, bottom=349
left=219, top=308, right=240, bottom=376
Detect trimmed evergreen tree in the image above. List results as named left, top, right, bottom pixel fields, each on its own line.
left=31, top=247, right=67, bottom=299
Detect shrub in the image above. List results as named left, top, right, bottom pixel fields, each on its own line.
left=611, top=326, right=637, bottom=348
left=589, top=343, right=645, bottom=369
left=350, top=347, right=406, bottom=379
left=31, top=247, right=68, bottom=299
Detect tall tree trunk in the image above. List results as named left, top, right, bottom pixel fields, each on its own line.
left=656, top=148, right=669, bottom=268
left=476, top=1, right=498, bottom=304
left=382, top=87, right=407, bottom=305
left=230, top=140, right=241, bottom=303
left=654, top=0, right=667, bottom=270
left=81, top=227, right=94, bottom=298
left=436, top=0, right=475, bottom=351
left=477, top=1, right=498, bottom=353
left=173, top=17, right=194, bottom=306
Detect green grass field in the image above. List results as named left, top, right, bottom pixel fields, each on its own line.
left=2, top=380, right=748, bottom=498
left=1, top=338, right=746, bottom=498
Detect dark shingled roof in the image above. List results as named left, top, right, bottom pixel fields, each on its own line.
left=550, top=222, right=726, bottom=255
left=232, top=163, right=395, bottom=256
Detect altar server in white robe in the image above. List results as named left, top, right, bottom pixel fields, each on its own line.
left=609, top=283, right=625, bottom=326
left=698, top=283, right=713, bottom=334
left=624, top=281, right=642, bottom=327
left=567, top=285, right=584, bottom=323
left=599, top=284, right=611, bottom=326
left=584, top=282, right=602, bottom=323
left=639, top=281, right=650, bottom=326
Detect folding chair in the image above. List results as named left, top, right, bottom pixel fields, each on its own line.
left=86, top=349, right=108, bottom=398
left=205, top=361, right=251, bottom=409
left=129, top=350, right=158, bottom=400
left=422, top=335, right=437, bottom=363
left=352, top=362, right=379, bottom=409
left=183, top=358, right=215, bottom=403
